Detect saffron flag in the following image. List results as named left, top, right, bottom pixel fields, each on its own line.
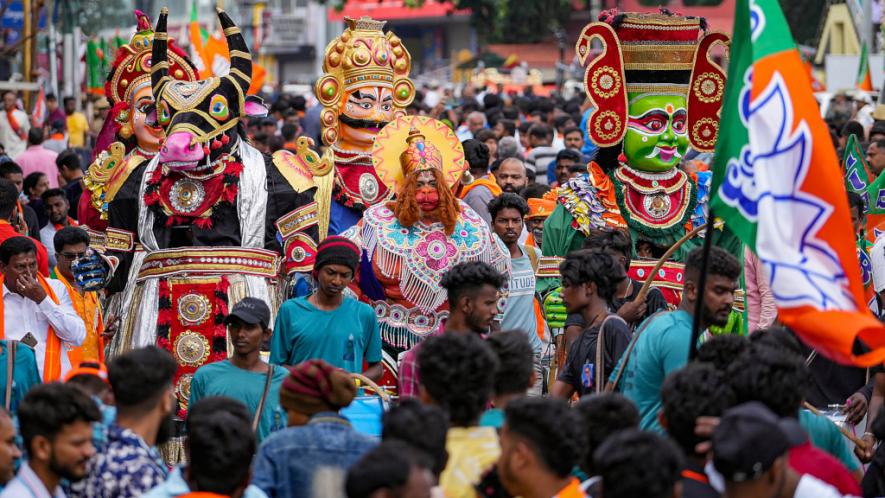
left=710, top=0, right=885, bottom=365
left=31, top=85, right=46, bottom=128
left=188, top=0, right=266, bottom=94
left=857, top=42, right=873, bottom=92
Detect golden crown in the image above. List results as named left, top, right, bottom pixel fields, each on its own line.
left=315, top=16, right=415, bottom=145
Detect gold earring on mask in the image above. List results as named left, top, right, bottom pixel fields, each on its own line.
left=119, top=124, right=133, bottom=139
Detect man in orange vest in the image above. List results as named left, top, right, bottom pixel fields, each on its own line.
left=53, top=226, right=103, bottom=364
left=0, top=236, right=84, bottom=381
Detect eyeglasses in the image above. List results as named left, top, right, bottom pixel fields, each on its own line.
left=59, top=252, right=87, bottom=260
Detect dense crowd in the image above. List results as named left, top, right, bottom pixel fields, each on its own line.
left=0, top=74, right=882, bottom=498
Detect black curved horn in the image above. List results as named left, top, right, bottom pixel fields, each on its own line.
left=151, top=7, right=171, bottom=100
left=217, top=8, right=252, bottom=94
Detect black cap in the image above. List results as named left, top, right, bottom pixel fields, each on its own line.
left=223, top=297, right=271, bottom=329
left=712, top=402, right=807, bottom=482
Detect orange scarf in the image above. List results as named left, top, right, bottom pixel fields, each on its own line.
left=0, top=274, right=62, bottom=382
left=54, top=218, right=78, bottom=231
left=458, top=174, right=503, bottom=199
left=5, top=109, right=21, bottom=136
left=55, top=270, right=103, bottom=364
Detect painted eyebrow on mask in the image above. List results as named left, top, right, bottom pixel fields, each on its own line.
left=351, top=91, right=376, bottom=101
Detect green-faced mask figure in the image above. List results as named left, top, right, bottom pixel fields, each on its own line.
left=623, top=94, right=690, bottom=172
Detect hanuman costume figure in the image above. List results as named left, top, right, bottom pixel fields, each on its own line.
left=345, top=116, right=506, bottom=356
left=273, top=16, right=415, bottom=239
left=80, top=10, right=198, bottom=232
left=539, top=10, right=738, bottom=304
left=76, top=8, right=318, bottom=407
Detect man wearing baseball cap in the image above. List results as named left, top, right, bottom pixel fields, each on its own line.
left=189, top=297, right=288, bottom=442
left=713, top=401, right=854, bottom=498
left=270, top=236, right=382, bottom=381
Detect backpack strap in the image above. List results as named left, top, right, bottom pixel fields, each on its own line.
left=523, top=244, right=540, bottom=274
left=606, top=310, right=668, bottom=393
left=595, top=314, right=626, bottom=393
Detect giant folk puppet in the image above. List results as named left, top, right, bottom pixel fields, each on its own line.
left=80, top=10, right=198, bottom=233
left=539, top=10, right=738, bottom=304
left=273, top=16, right=414, bottom=238
left=345, top=117, right=506, bottom=362
left=75, top=8, right=318, bottom=407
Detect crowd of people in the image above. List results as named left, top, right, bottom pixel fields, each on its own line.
left=1, top=5, right=885, bottom=498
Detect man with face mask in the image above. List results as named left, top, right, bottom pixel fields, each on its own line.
left=344, top=117, right=507, bottom=387
left=1, top=384, right=100, bottom=498
left=72, top=346, right=178, bottom=498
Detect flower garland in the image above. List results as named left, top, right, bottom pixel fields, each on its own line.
left=143, top=157, right=243, bottom=230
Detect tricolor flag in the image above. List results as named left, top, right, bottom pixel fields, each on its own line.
left=31, top=85, right=46, bottom=129
left=857, top=42, right=874, bottom=92
left=710, top=0, right=885, bottom=365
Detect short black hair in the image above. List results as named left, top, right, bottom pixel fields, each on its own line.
left=40, top=187, right=66, bottom=205
left=440, top=261, right=505, bottom=306
left=27, top=127, right=43, bottom=146
left=0, top=178, right=18, bottom=219
left=684, top=246, right=741, bottom=284
left=562, top=126, right=582, bottom=138
left=46, top=93, right=57, bottom=101
left=695, top=334, right=749, bottom=371
left=873, top=138, right=885, bottom=150
left=56, top=149, right=82, bottom=172
left=528, top=123, right=552, bottom=140
left=661, top=363, right=736, bottom=457
left=108, top=346, right=177, bottom=415
left=281, top=124, right=297, bottom=141
left=23, top=172, right=47, bottom=197
left=504, top=397, right=583, bottom=477
left=346, top=440, right=434, bottom=498
left=594, top=429, right=683, bottom=498
left=520, top=183, right=551, bottom=200
left=462, top=139, right=490, bottom=172
left=0, top=236, right=35, bottom=264
left=488, top=192, right=528, bottom=221
left=18, top=383, right=100, bottom=454
left=726, top=342, right=809, bottom=417
left=573, top=393, right=639, bottom=475
left=186, top=397, right=256, bottom=494
left=553, top=114, right=574, bottom=130
left=474, top=129, right=496, bottom=144
left=555, top=148, right=582, bottom=164
left=847, top=191, right=865, bottom=216
left=841, top=120, right=865, bottom=139
left=558, top=250, right=625, bottom=301
left=497, top=119, right=516, bottom=136
left=582, top=228, right=632, bottom=268
left=63, top=96, right=75, bottom=106
left=488, top=330, right=534, bottom=396
left=382, top=399, right=449, bottom=476
left=54, top=226, right=89, bottom=254
left=748, top=326, right=804, bottom=357
left=418, top=333, right=499, bottom=426
left=0, top=162, right=22, bottom=178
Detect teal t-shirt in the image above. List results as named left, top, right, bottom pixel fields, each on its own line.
left=270, top=296, right=382, bottom=373
left=189, top=360, right=288, bottom=442
left=0, top=342, right=41, bottom=413
left=479, top=408, right=505, bottom=429
left=797, top=409, right=861, bottom=471
left=611, top=310, right=693, bottom=432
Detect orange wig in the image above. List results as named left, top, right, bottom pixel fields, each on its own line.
left=389, top=168, right=461, bottom=235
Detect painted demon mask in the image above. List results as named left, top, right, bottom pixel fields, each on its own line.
left=315, top=17, right=414, bottom=152
left=150, top=7, right=266, bottom=171
left=576, top=11, right=728, bottom=172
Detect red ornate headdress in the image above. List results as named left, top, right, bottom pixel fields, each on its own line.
left=575, top=10, right=728, bottom=152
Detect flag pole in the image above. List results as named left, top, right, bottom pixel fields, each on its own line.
left=689, top=209, right=716, bottom=360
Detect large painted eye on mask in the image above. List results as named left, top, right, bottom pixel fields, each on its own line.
left=158, top=101, right=172, bottom=127
left=209, top=94, right=230, bottom=121
left=671, top=110, right=688, bottom=135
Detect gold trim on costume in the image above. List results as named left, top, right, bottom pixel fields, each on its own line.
left=275, top=202, right=319, bottom=239
left=223, top=27, right=241, bottom=36
left=372, top=116, right=466, bottom=192
left=137, top=247, right=280, bottom=281
left=105, top=228, right=135, bottom=252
